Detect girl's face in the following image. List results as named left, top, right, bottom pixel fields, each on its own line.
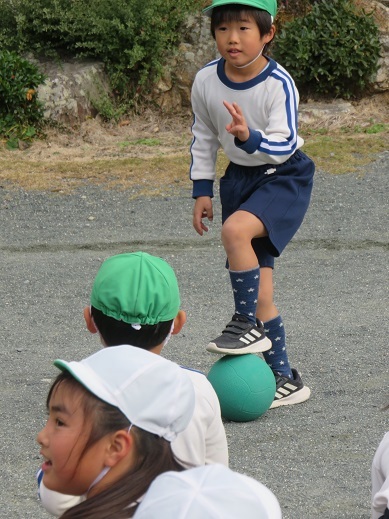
left=214, top=15, right=272, bottom=75
left=37, top=382, right=108, bottom=496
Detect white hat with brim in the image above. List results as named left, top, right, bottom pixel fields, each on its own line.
left=54, top=345, right=195, bottom=442
left=134, top=464, right=282, bottom=518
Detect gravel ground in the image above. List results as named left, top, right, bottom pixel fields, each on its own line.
left=0, top=150, right=388, bottom=518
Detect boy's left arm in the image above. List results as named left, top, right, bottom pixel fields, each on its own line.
left=227, top=81, right=304, bottom=164
left=223, top=100, right=249, bottom=143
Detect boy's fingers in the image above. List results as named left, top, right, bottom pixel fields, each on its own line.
left=193, top=220, right=208, bottom=235
left=223, top=100, right=235, bottom=116
left=193, top=209, right=204, bottom=235
left=193, top=217, right=202, bottom=235
left=205, top=205, right=213, bottom=221
left=193, top=196, right=213, bottom=235
left=232, top=101, right=242, bottom=113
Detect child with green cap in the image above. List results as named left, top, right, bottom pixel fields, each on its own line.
left=37, top=251, right=228, bottom=516
left=190, top=0, right=314, bottom=407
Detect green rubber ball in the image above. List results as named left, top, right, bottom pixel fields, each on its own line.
left=207, top=354, right=276, bottom=422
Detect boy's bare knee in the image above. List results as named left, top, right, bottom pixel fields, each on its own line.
left=222, top=218, right=251, bottom=248
left=222, top=219, right=240, bottom=244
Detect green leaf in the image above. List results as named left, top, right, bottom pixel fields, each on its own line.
left=6, top=137, right=19, bottom=149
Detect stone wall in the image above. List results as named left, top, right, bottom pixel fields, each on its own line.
left=36, top=2, right=389, bottom=123
left=151, top=14, right=217, bottom=113
left=367, top=0, right=389, bottom=91
left=34, top=13, right=217, bottom=124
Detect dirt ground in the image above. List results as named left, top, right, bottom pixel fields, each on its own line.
left=0, top=93, right=388, bottom=195
left=8, top=93, right=389, bottom=161
left=0, top=92, right=388, bottom=519
left=11, top=110, right=193, bottom=162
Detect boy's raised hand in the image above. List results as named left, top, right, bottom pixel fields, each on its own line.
left=223, top=100, right=250, bottom=143
left=193, top=196, right=213, bottom=236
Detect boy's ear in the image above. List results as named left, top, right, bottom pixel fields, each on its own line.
left=84, top=306, right=98, bottom=334
left=104, top=430, right=133, bottom=468
left=172, top=310, right=186, bottom=335
left=265, top=24, right=276, bottom=43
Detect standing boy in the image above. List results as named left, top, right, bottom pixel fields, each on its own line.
left=38, top=251, right=228, bottom=516
left=191, top=0, right=314, bottom=407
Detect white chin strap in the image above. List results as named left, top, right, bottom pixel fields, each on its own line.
left=232, top=44, right=265, bottom=69
left=87, top=466, right=111, bottom=493
left=162, top=321, right=175, bottom=348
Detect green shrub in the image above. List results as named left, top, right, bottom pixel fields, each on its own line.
left=277, top=0, right=315, bottom=18
left=0, top=0, right=202, bottom=99
left=0, top=1, right=18, bottom=50
left=88, top=80, right=126, bottom=123
left=0, top=50, right=46, bottom=143
left=273, top=0, right=381, bottom=99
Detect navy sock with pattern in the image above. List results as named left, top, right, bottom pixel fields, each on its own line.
left=261, top=315, right=293, bottom=378
left=229, top=267, right=260, bottom=324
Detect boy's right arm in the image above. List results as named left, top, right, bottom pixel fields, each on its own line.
left=190, top=76, right=219, bottom=237
left=190, top=74, right=220, bottom=198
left=193, top=196, right=213, bottom=236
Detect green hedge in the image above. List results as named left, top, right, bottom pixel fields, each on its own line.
left=273, top=0, right=381, bottom=99
left=0, top=50, right=45, bottom=143
left=0, top=0, right=382, bottom=124
left=0, top=0, right=202, bottom=96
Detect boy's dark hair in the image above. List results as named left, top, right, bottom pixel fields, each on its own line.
left=211, top=5, right=274, bottom=53
left=91, top=306, right=173, bottom=350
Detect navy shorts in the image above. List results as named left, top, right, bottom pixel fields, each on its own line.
left=219, top=150, right=315, bottom=268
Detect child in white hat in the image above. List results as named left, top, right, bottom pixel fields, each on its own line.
left=134, top=464, right=282, bottom=518
left=37, top=345, right=195, bottom=518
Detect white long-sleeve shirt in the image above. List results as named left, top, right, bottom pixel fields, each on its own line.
left=190, top=56, right=304, bottom=198
left=174, top=367, right=229, bottom=467
left=372, top=431, right=389, bottom=519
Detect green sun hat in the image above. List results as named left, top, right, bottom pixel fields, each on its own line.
left=203, top=0, right=277, bottom=18
left=90, top=251, right=180, bottom=326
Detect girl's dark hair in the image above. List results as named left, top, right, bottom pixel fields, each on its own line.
left=211, top=6, right=274, bottom=52
left=91, top=307, right=173, bottom=350
left=48, top=372, right=184, bottom=519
